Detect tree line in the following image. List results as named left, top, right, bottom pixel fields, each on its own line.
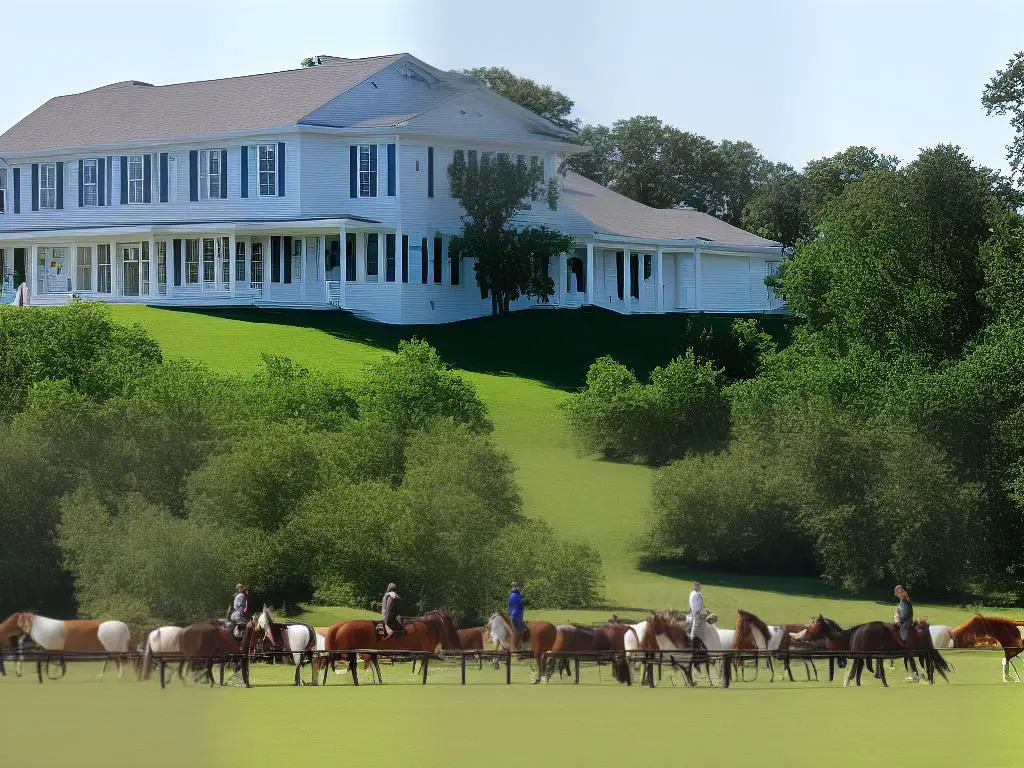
left=0, top=304, right=602, bottom=630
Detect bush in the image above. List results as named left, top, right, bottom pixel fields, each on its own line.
left=562, top=351, right=730, bottom=465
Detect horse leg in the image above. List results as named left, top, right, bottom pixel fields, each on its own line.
left=878, top=660, right=888, bottom=688
left=348, top=653, right=359, bottom=686
left=843, top=659, right=855, bottom=688
left=294, top=661, right=302, bottom=686
left=373, top=657, right=383, bottom=685
left=1001, top=657, right=1009, bottom=683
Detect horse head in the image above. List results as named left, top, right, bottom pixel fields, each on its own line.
left=15, top=612, right=33, bottom=635
left=425, top=609, right=460, bottom=650
left=802, top=614, right=829, bottom=642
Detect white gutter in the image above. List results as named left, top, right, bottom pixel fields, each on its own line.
left=590, top=232, right=784, bottom=253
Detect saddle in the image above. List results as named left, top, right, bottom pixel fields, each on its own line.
left=374, top=619, right=405, bottom=640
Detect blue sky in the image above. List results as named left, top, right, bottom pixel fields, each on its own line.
left=2, top=0, right=1021, bottom=173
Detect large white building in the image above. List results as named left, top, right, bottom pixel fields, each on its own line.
left=0, top=53, right=785, bottom=323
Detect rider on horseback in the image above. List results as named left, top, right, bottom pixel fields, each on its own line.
left=509, top=582, right=528, bottom=644
left=894, top=584, right=920, bottom=683
left=688, top=582, right=707, bottom=641
left=381, top=583, right=402, bottom=639
left=228, top=584, right=250, bottom=639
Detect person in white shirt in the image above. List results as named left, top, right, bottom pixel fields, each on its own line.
left=688, top=582, right=706, bottom=640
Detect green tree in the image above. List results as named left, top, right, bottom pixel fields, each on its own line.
left=802, top=146, right=900, bottom=227
left=741, top=165, right=808, bottom=248
left=448, top=153, right=575, bottom=314
left=462, top=66, right=577, bottom=128
left=564, top=124, right=617, bottom=185
left=983, top=51, right=1024, bottom=181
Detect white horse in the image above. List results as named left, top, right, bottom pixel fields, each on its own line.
left=256, top=606, right=317, bottom=685
left=16, top=613, right=130, bottom=680
left=140, top=626, right=183, bottom=681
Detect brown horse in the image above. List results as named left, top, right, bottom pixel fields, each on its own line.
left=950, top=615, right=1024, bottom=683
left=643, top=612, right=699, bottom=687
left=544, top=625, right=614, bottom=682
left=178, top=620, right=254, bottom=687
left=486, top=612, right=557, bottom=684
left=733, top=611, right=815, bottom=682
left=457, top=627, right=486, bottom=671
left=2, top=612, right=132, bottom=680
left=323, top=609, right=459, bottom=686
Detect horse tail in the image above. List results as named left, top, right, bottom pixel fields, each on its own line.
left=930, top=650, right=952, bottom=682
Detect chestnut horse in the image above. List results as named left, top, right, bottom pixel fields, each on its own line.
left=950, top=615, right=1024, bottom=683
left=544, top=624, right=631, bottom=683
left=485, top=612, right=557, bottom=684
left=178, top=620, right=254, bottom=687
left=2, top=612, right=131, bottom=680
left=323, top=609, right=460, bottom=686
left=458, top=626, right=486, bottom=671
left=733, top=610, right=816, bottom=682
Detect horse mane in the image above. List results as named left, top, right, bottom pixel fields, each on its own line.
left=736, top=609, right=772, bottom=646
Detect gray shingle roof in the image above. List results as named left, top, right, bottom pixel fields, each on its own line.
left=562, top=171, right=779, bottom=247
left=0, top=54, right=405, bottom=153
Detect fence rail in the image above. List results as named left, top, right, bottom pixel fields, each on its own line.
left=0, top=645, right=1006, bottom=689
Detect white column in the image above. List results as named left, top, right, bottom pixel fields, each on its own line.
left=396, top=227, right=405, bottom=284
left=166, top=240, right=174, bottom=298
left=28, top=245, right=38, bottom=297
left=298, top=238, right=306, bottom=300
left=655, top=247, right=664, bottom=313
left=263, top=236, right=271, bottom=293
left=557, top=252, right=567, bottom=305
left=622, top=247, right=631, bottom=313
left=585, top=242, right=594, bottom=305
left=243, top=235, right=251, bottom=286
left=228, top=233, right=237, bottom=298
left=333, top=227, right=342, bottom=306
left=694, top=246, right=703, bottom=311
left=109, top=241, right=119, bottom=296
left=356, top=232, right=366, bottom=282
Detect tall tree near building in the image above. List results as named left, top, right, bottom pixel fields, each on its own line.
left=448, top=154, right=574, bottom=315
left=983, top=51, right=1024, bottom=181
left=462, top=67, right=578, bottom=129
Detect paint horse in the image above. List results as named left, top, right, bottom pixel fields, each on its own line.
left=323, top=609, right=460, bottom=686
left=950, top=615, right=1024, bottom=683
left=254, top=606, right=318, bottom=686
left=178, top=619, right=254, bottom=687
left=485, top=612, right=557, bottom=684
left=1, top=612, right=131, bottom=680
left=140, top=626, right=184, bottom=682
left=732, top=610, right=816, bottom=682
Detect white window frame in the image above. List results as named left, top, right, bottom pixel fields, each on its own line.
left=257, top=144, right=276, bottom=197
left=82, top=159, right=98, bottom=207
left=127, top=154, right=144, bottom=204
left=198, top=149, right=223, bottom=200
left=0, top=168, right=6, bottom=214
left=358, top=144, right=377, bottom=198
left=39, top=162, right=57, bottom=209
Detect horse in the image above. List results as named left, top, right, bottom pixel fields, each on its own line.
left=733, top=610, right=816, bottom=682
left=4, top=612, right=131, bottom=680
left=457, top=627, right=487, bottom=671
left=140, top=626, right=184, bottom=682
left=542, top=624, right=615, bottom=682
left=178, top=619, right=254, bottom=687
left=485, top=612, right=557, bottom=684
left=323, top=609, right=460, bottom=686
left=950, top=615, right=1024, bottom=683
left=253, top=606, right=317, bottom=686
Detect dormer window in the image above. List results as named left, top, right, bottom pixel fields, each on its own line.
left=39, top=162, right=57, bottom=209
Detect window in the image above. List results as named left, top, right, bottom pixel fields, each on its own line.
left=292, top=238, right=302, bottom=282
left=444, top=238, right=458, bottom=285
left=235, top=242, right=246, bottom=282
left=141, top=241, right=151, bottom=295
left=97, top=245, right=111, bottom=293
left=0, top=169, right=6, bottom=213
left=358, top=144, right=378, bottom=197
left=151, top=154, right=161, bottom=203
left=157, top=241, right=168, bottom=295
left=82, top=160, right=98, bottom=206
left=198, top=150, right=224, bottom=200
left=76, top=246, right=92, bottom=291
left=202, top=238, right=216, bottom=283
left=366, top=233, right=379, bottom=282
left=345, top=234, right=356, bottom=282
left=39, top=162, right=56, bottom=209
left=433, top=237, right=442, bottom=284
left=643, top=254, right=652, bottom=280
left=480, top=151, right=495, bottom=166
left=127, top=155, right=144, bottom=204
left=221, top=238, right=231, bottom=285
left=185, top=239, right=200, bottom=284
left=467, top=150, right=478, bottom=168
left=385, top=234, right=396, bottom=282
left=258, top=144, right=276, bottom=196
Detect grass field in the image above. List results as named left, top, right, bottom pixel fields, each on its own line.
left=4, top=304, right=1016, bottom=767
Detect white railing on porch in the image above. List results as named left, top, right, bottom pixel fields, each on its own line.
left=326, top=281, right=342, bottom=306
left=251, top=282, right=263, bottom=299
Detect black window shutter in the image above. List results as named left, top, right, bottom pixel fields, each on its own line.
left=105, top=157, right=112, bottom=206
left=433, top=237, right=442, bottom=284
left=120, top=156, right=128, bottom=204
left=12, top=168, right=20, bottom=213
left=55, top=162, right=63, bottom=209
left=421, top=238, right=428, bottom=284
left=220, top=150, right=228, bottom=199
left=143, top=155, right=152, bottom=203
left=385, top=233, right=395, bottom=282
left=189, top=150, right=198, bottom=201
left=283, top=236, right=292, bottom=284
left=387, top=143, right=396, bottom=196
left=173, top=239, right=183, bottom=287
left=159, top=153, right=168, bottom=202
left=78, top=160, right=84, bottom=207
left=277, top=142, right=285, bottom=197
left=349, top=146, right=357, bottom=198
left=240, top=146, right=248, bottom=198
left=270, top=236, right=281, bottom=283
left=97, top=159, right=106, bottom=206
left=370, top=145, right=378, bottom=197
left=31, top=164, right=38, bottom=211
left=401, top=235, right=408, bottom=283
left=427, top=147, right=434, bottom=198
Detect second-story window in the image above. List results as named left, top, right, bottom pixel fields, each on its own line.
left=82, top=159, right=98, bottom=207
left=0, top=169, right=6, bottom=213
left=258, top=144, right=276, bottom=196
left=39, top=162, right=57, bottom=209
left=127, top=155, right=144, bottom=204
left=358, top=144, right=377, bottom=197
left=198, top=150, right=223, bottom=200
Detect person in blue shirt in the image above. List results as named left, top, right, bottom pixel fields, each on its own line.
left=508, top=582, right=526, bottom=642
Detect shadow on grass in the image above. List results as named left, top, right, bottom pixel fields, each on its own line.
left=153, top=305, right=794, bottom=391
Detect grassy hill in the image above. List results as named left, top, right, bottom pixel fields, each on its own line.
left=111, top=305, right=1004, bottom=628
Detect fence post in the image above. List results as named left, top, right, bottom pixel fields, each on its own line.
left=160, top=660, right=166, bottom=689
left=574, top=657, right=580, bottom=685
left=646, top=658, right=655, bottom=688
left=421, top=655, right=429, bottom=685
left=36, top=657, right=43, bottom=684
left=460, top=652, right=466, bottom=685
left=506, top=650, right=512, bottom=685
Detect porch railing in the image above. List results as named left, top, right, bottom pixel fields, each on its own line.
left=326, top=281, right=342, bottom=306
left=251, top=281, right=263, bottom=299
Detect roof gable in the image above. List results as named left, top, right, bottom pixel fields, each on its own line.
left=0, top=54, right=404, bottom=153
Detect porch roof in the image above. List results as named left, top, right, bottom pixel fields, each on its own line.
left=561, top=171, right=780, bottom=248
left=0, top=216, right=379, bottom=241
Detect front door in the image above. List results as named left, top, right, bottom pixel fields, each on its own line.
left=122, top=245, right=141, bottom=296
